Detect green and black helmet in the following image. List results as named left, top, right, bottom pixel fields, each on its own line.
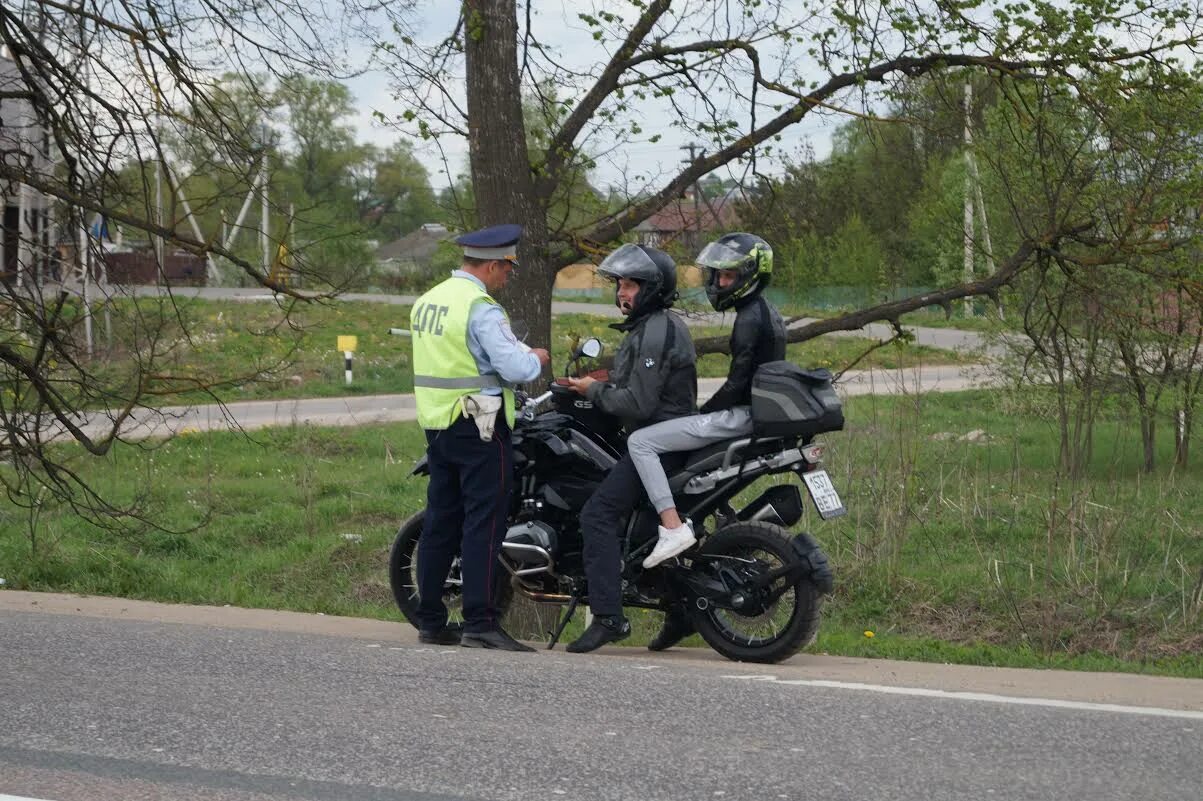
left=696, top=232, right=774, bottom=312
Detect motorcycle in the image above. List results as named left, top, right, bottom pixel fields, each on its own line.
left=388, top=339, right=844, bottom=663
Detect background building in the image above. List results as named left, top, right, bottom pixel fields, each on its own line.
left=0, top=47, right=54, bottom=285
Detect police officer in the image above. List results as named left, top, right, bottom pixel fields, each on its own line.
left=410, top=223, right=550, bottom=651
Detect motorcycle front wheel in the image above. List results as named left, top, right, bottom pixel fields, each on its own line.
left=690, top=520, right=823, bottom=664
left=388, top=510, right=514, bottom=629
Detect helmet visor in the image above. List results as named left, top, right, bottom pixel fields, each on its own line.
left=597, top=243, right=660, bottom=282
left=696, top=241, right=747, bottom=271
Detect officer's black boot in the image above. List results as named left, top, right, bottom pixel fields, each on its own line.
left=419, top=622, right=463, bottom=646
left=461, top=627, right=537, bottom=652
left=648, top=604, right=694, bottom=651
left=566, top=615, right=631, bottom=653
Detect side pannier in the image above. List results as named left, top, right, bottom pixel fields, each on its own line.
left=750, top=361, right=844, bottom=438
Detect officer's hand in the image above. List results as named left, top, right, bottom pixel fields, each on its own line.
left=566, top=376, right=597, bottom=395
left=531, top=347, right=551, bottom=367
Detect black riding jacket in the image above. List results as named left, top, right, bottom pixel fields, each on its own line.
left=700, top=294, right=787, bottom=413
left=586, top=307, right=697, bottom=433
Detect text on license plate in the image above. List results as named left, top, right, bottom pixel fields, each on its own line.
left=802, top=469, right=847, bottom=519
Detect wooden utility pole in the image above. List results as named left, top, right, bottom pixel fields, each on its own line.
left=261, top=136, right=271, bottom=278
left=962, top=81, right=975, bottom=316
left=963, top=79, right=999, bottom=318
left=681, top=143, right=704, bottom=251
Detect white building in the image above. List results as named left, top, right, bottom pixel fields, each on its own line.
left=0, top=46, right=54, bottom=283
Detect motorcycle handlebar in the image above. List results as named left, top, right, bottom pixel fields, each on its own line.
left=524, top=389, right=553, bottom=409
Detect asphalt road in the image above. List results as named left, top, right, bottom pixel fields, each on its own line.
left=1, top=593, right=1201, bottom=801
left=65, top=363, right=999, bottom=442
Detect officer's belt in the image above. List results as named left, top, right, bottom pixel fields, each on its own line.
left=414, top=374, right=502, bottom=389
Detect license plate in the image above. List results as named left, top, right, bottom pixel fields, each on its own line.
left=802, top=469, right=847, bottom=519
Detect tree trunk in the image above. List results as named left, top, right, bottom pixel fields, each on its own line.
left=1176, top=406, right=1192, bottom=467
left=1141, top=413, right=1156, bottom=473
left=461, top=0, right=554, bottom=352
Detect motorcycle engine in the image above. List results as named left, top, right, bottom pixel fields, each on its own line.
left=501, top=520, right=558, bottom=570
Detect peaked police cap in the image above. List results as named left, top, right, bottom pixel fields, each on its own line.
left=455, top=223, right=523, bottom=261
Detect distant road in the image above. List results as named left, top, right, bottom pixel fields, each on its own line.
left=61, top=283, right=995, bottom=353
left=1, top=592, right=1200, bottom=801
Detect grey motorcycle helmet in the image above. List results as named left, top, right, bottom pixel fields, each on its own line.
left=596, top=243, right=678, bottom=318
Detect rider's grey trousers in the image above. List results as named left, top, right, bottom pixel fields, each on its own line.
left=627, top=406, right=754, bottom=514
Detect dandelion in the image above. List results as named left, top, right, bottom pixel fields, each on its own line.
left=863, top=630, right=875, bottom=638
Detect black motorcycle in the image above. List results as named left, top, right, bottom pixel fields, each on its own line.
left=388, top=339, right=845, bottom=663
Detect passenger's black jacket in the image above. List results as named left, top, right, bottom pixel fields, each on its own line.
left=700, top=294, right=786, bottom=413
left=585, top=308, right=697, bottom=433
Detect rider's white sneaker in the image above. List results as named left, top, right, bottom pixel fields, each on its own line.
left=642, top=522, right=697, bottom=568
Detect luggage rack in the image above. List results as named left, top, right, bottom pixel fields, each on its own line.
left=680, top=438, right=804, bottom=494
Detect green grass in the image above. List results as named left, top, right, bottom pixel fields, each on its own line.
left=2, top=387, right=1200, bottom=677
left=57, top=299, right=972, bottom=406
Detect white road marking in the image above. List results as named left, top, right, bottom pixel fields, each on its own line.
left=0, top=795, right=60, bottom=801
left=722, top=675, right=1203, bottom=721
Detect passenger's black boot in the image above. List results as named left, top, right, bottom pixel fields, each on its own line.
left=648, top=605, right=694, bottom=651
left=566, top=615, right=631, bottom=653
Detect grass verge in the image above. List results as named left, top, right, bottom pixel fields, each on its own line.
left=67, top=298, right=972, bottom=405
left=1, top=387, right=1199, bottom=676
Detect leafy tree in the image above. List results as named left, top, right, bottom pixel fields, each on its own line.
left=826, top=213, right=887, bottom=290
left=906, top=153, right=973, bottom=287
left=356, top=140, right=441, bottom=242
left=276, top=74, right=365, bottom=206
left=0, top=1, right=390, bottom=523
left=376, top=0, right=1200, bottom=350
left=977, top=70, right=1203, bottom=473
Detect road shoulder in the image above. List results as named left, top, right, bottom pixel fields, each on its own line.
left=4, top=590, right=1199, bottom=711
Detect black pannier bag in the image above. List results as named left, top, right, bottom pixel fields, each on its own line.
left=750, top=361, right=845, bottom=438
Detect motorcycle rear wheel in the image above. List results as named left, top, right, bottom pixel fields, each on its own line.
left=388, top=510, right=514, bottom=629
left=690, top=520, right=823, bottom=664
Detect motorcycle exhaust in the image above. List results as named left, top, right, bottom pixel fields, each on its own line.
left=511, top=584, right=574, bottom=603
left=738, top=485, right=804, bottom=528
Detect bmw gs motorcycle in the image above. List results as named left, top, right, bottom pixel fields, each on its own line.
left=388, top=339, right=846, bottom=663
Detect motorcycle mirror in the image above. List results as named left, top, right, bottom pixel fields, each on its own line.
left=565, top=337, right=603, bottom=379
left=579, top=338, right=603, bottom=359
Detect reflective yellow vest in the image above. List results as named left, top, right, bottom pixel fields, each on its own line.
left=411, top=276, right=516, bottom=430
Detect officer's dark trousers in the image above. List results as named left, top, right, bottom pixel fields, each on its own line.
left=580, top=451, right=686, bottom=617
left=418, top=414, right=512, bottom=635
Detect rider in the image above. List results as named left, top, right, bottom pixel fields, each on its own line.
left=563, top=243, right=697, bottom=653
left=625, top=232, right=786, bottom=651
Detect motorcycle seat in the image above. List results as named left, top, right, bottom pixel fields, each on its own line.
left=667, top=436, right=789, bottom=492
